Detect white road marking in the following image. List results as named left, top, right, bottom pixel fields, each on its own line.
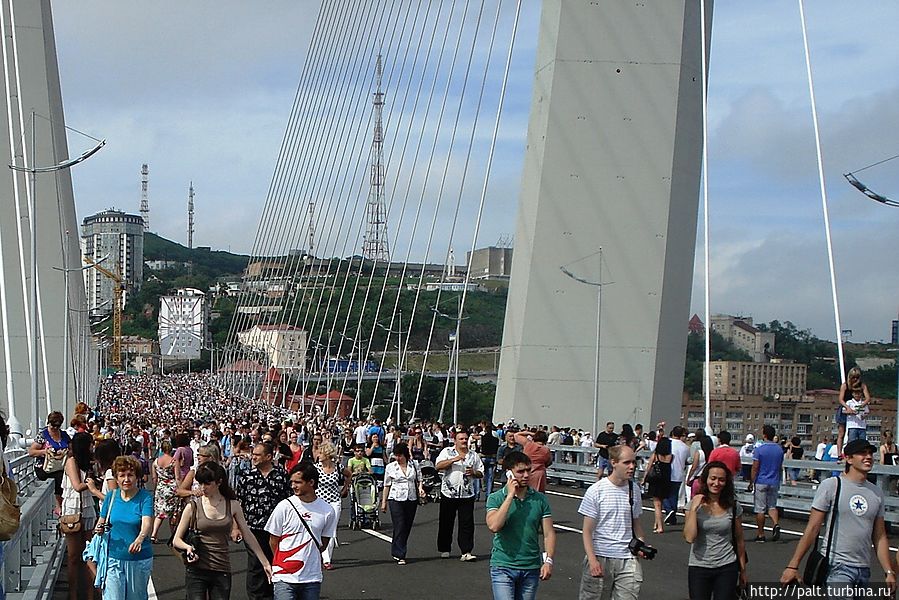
left=149, top=576, right=157, bottom=600
left=361, top=528, right=393, bottom=543
left=361, top=495, right=899, bottom=554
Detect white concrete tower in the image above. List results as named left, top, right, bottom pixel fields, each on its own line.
left=495, top=1, right=711, bottom=432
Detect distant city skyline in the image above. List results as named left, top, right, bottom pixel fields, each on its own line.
left=52, top=1, right=899, bottom=343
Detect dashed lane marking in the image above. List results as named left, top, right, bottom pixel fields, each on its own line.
left=361, top=528, right=394, bottom=543
left=149, top=576, right=157, bottom=600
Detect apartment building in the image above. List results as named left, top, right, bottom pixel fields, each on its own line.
left=705, top=360, right=806, bottom=401
left=710, top=314, right=775, bottom=363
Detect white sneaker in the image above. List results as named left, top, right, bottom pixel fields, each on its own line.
left=440, top=552, right=450, bottom=559
left=460, top=553, right=477, bottom=562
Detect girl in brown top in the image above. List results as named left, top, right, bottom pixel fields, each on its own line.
left=173, top=463, right=272, bottom=599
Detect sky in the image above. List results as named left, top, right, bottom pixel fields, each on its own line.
left=51, top=1, right=899, bottom=344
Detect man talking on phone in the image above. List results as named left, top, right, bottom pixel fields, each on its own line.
left=486, top=451, right=556, bottom=600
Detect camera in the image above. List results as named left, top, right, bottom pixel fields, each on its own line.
left=628, top=537, right=657, bottom=560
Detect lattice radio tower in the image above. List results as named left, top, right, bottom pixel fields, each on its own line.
left=188, top=181, right=195, bottom=249
left=362, top=54, right=390, bottom=262
left=139, top=164, right=150, bottom=231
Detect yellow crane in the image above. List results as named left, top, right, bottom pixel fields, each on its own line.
left=83, top=255, right=124, bottom=369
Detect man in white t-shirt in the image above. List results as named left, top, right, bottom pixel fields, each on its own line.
left=353, top=420, right=368, bottom=446
left=665, top=426, right=691, bottom=525
left=265, top=463, right=338, bottom=599
left=578, top=444, right=652, bottom=599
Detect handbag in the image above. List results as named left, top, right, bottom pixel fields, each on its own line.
left=42, top=430, right=68, bottom=474
left=646, top=454, right=664, bottom=483
left=59, top=469, right=83, bottom=535
left=730, top=500, right=749, bottom=597
left=803, top=476, right=841, bottom=586
left=169, top=498, right=203, bottom=565
left=0, top=453, right=21, bottom=540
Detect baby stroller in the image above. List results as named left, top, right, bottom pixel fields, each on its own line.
left=348, top=472, right=380, bottom=530
left=418, top=460, right=441, bottom=504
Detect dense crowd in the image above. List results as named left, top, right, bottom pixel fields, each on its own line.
left=12, top=367, right=899, bottom=600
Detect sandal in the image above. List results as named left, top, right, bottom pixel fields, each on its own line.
left=150, top=536, right=158, bottom=544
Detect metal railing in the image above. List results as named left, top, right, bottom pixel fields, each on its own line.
left=1, top=447, right=64, bottom=599
left=544, top=444, right=899, bottom=524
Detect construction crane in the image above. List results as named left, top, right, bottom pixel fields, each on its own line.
left=83, top=255, right=124, bottom=369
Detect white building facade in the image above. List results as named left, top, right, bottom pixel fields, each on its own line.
left=238, top=324, right=307, bottom=374
left=158, top=288, right=209, bottom=360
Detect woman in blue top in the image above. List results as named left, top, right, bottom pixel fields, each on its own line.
left=366, top=433, right=386, bottom=486
left=94, top=455, right=154, bottom=600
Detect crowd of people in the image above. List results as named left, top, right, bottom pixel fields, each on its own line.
left=9, top=368, right=899, bottom=600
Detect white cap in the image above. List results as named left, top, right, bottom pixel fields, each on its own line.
left=745, top=434, right=755, bottom=442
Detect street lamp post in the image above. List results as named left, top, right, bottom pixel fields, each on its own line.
left=433, top=298, right=467, bottom=425
left=9, top=112, right=104, bottom=436
left=560, top=249, right=611, bottom=438
left=377, top=312, right=404, bottom=426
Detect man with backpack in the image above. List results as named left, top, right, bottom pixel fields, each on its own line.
left=780, top=439, right=895, bottom=593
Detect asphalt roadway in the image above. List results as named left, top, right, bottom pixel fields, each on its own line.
left=54, top=482, right=899, bottom=600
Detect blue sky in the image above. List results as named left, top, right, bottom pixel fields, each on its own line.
left=51, top=1, right=899, bottom=343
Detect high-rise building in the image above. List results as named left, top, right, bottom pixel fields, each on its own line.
left=81, top=209, right=144, bottom=315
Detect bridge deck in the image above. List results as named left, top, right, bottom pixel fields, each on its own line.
left=53, top=482, right=898, bottom=599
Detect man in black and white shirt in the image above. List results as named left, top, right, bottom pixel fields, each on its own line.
left=435, top=430, right=484, bottom=562
left=239, top=442, right=291, bottom=600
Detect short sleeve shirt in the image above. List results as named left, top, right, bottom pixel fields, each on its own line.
left=100, top=489, right=154, bottom=561
left=436, top=448, right=484, bottom=499
left=265, top=496, right=338, bottom=584
left=812, top=476, right=884, bottom=567
left=752, top=442, right=784, bottom=486
left=578, top=478, right=642, bottom=559
left=487, top=488, right=551, bottom=569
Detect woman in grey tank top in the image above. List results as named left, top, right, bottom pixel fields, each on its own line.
left=683, top=461, right=748, bottom=599
left=172, top=463, right=273, bottom=599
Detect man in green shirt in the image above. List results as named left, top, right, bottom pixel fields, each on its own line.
left=347, top=444, right=372, bottom=475
left=486, top=451, right=556, bottom=600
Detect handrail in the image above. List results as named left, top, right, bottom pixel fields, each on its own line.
left=543, top=443, right=899, bottom=522
left=1, top=449, right=65, bottom=599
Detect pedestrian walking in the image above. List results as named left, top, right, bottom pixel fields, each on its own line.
left=435, top=430, right=484, bottom=561
left=380, top=442, right=425, bottom=564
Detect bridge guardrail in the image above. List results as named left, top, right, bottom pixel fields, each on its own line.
left=544, top=444, right=899, bottom=525
left=1, top=448, right=64, bottom=599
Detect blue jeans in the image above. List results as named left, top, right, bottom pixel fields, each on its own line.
left=490, top=566, right=540, bottom=600
left=827, top=563, right=870, bottom=600
left=273, top=581, right=321, bottom=600
left=482, top=457, right=496, bottom=498
left=847, top=428, right=867, bottom=442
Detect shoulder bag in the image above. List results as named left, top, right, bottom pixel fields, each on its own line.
left=287, top=497, right=323, bottom=554
left=168, top=498, right=203, bottom=564
left=646, top=454, right=664, bottom=483
left=42, top=430, right=68, bottom=474
left=803, top=476, right=841, bottom=586
left=0, top=453, right=20, bottom=540
left=730, top=501, right=750, bottom=599
left=59, top=479, right=83, bottom=535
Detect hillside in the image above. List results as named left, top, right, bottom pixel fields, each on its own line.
left=143, top=232, right=249, bottom=276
